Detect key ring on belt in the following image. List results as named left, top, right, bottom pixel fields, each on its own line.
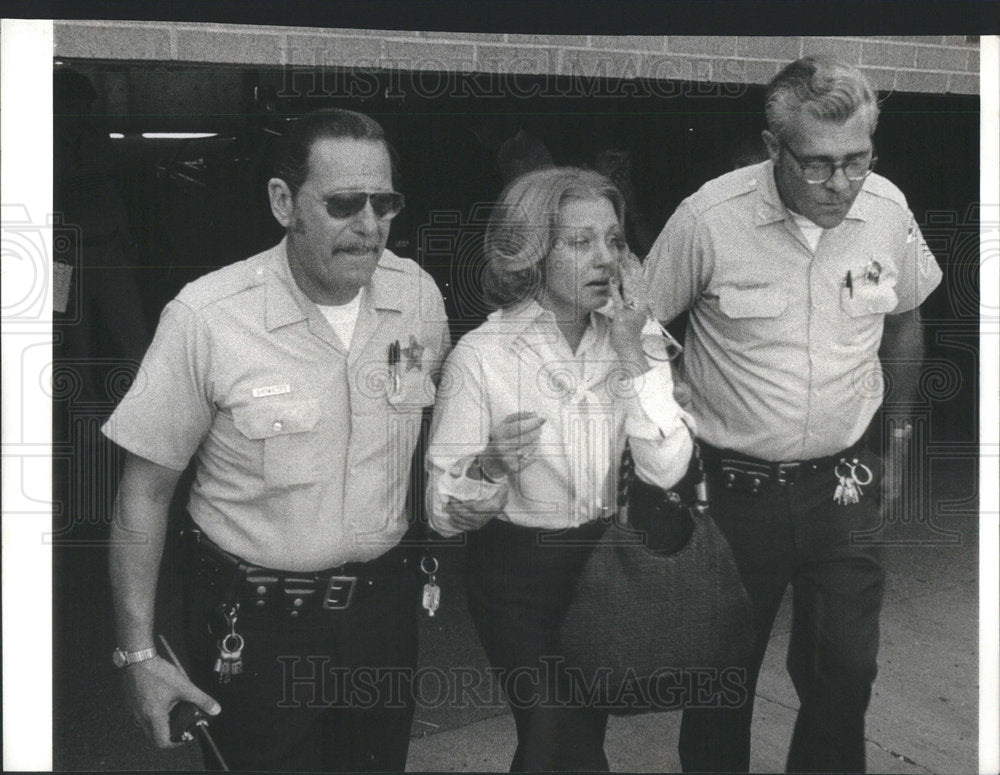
left=835, top=457, right=874, bottom=486
left=419, top=555, right=439, bottom=576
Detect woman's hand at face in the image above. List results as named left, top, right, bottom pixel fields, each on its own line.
left=609, top=251, right=651, bottom=364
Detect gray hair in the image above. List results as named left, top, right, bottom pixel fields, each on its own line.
left=482, top=167, right=625, bottom=309
left=765, top=55, right=879, bottom=141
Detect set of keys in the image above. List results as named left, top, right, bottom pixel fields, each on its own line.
left=833, top=457, right=874, bottom=505
left=420, top=555, right=440, bottom=617
left=213, top=604, right=244, bottom=684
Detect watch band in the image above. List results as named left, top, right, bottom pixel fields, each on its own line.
left=476, top=456, right=506, bottom=484
left=113, top=646, right=157, bottom=668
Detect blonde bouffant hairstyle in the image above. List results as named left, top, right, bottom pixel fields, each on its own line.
left=481, top=166, right=625, bottom=309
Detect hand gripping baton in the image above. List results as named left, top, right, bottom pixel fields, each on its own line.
left=158, top=635, right=230, bottom=771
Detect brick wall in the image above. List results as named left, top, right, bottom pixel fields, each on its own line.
left=54, top=22, right=980, bottom=95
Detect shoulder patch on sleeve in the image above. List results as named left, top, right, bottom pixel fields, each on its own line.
left=900, top=208, right=938, bottom=279
left=917, top=227, right=937, bottom=278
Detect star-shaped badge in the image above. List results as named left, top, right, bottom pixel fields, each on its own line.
left=401, top=335, right=424, bottom=372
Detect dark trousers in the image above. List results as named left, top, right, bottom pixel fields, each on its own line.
left=182, top=541, right=420, bottom=773
left=679, top=447, right=885, bottom=774
left=465, top=518, right=611, bottom=772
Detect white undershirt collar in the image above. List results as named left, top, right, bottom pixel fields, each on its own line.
left=316, top=289, right=363, bottom=349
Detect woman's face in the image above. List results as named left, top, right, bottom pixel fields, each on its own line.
left=539, top=196, right=626, bottom=319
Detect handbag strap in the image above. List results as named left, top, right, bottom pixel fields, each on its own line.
left=618, top=437, right=708, bottom=521
left=692, top=442, right=709, bottom=513
left=617, top=441, right=635, bottom=512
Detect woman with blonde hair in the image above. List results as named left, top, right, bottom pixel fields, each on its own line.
left=426, top=167, right=694, bottom=771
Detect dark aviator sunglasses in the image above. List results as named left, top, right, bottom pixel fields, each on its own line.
left=313, top=191, right=406, bottom=219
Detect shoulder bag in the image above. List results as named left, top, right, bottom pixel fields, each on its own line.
left=560, top=443, right=754, bottom=715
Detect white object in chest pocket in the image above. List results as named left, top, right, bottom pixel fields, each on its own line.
left=718, top=285, right=788, bottom=319
left=231, top=398, right=322, bottom=488
left=840, top=284, right=899, bottom=316
left=387, top=370, right=437, bottom=409
left=840, top=257, right=900, bottom=317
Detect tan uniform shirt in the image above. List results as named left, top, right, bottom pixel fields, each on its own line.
left=643, top=161, right=943, bottom=461
left=103, top=239, right=449, bottom=570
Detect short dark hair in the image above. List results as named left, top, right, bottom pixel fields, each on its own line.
left=482, top=166, right=625, bottom=309
left=765, top=55, right=879, bottom=141
left=270, top=108, right=397, bottom=192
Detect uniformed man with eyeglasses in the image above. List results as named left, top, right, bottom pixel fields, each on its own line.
left=643, top=56, right=942, bottom=773
left=103, top=108, right=449, bottom=772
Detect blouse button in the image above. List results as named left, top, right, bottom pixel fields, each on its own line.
left=273, top=420, right=283, bottom=431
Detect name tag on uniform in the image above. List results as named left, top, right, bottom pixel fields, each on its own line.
left=252, top=383, right=291, bottom=398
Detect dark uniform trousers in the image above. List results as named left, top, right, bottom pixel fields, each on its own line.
left=465, top=518, right=611, bottom=773
left=679, top=446, right=886, bottom=774
left=182, top=536, right=421, bottom=773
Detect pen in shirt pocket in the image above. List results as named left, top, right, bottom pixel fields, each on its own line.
left=388, top=340, right=401, bottom=394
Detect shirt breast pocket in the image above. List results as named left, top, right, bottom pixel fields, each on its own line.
left=232, top=398, right=322, bottom=488
left=840, top=255, right=901, bottom=317
left=718, top=285, right=788, bottom=319
left=840, top=285, right=899, bottom=317
left=387, top=371, right=437, bottom=411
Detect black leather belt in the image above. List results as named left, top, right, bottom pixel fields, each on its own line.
left=185, top=521, right=412, bottom=617
left=699, top=441, right=863, bottom=493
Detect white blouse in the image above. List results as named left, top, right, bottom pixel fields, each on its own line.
left=426, top=299, right=694, bottom=537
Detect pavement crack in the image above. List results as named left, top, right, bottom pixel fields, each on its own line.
left=864, top=736, right=933, bottom=774
left=754, top=692, right=799, bottom=713
left=411, top=708, right=511, bottom=738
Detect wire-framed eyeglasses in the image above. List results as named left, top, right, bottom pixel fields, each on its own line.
left=780, top=140, right=877, bottom=185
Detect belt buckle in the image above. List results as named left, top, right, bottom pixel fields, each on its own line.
left=776, top=462, right=800, bottom=485
left=322, top=576, right=357, bottom=610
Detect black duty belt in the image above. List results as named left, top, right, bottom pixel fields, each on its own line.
left=699, top=440, right=863, bottom=493
left=184, top=521, right=412, bottom=617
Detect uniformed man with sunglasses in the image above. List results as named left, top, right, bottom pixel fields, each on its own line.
left=103, top=108, right=449, bottom=772
left=643, top=57, right=942, bottom=773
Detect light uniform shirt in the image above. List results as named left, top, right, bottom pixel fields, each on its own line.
left=643, top=160, right=943, bottom=462
left=426, top=299, right=694, bottom=538
left=103, top=238, right=449, bottom=571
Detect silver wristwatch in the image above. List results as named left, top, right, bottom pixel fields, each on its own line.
left=112, top=646, right=157, bottom=668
